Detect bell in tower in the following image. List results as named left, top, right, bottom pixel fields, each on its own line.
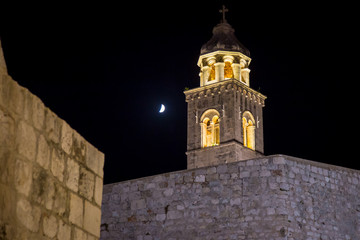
left=184, top=6, right=267, bottom=169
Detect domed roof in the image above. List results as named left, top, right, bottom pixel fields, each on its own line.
left=200, top=22, right=250, bottom=57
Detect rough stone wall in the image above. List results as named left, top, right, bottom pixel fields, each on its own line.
left=101, top=155, right=360, bottom=240
left=0, top=42, right=105, bottom=240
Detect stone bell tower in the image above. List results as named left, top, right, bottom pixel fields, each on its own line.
left=184, top=6, right=267, bottom=169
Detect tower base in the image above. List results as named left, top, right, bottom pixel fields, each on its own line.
left=186, top=140, right=263, bottom=169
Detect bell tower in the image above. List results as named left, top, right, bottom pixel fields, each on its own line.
left=184, top=6, right=267, bottom=169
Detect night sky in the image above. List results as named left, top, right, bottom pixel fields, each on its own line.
left=1, top=2, right=359, bottom=184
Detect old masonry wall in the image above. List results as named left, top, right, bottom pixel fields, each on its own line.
left=101, top=155, right=360, bottom=240
left=0, top=41, right=105, bottom=240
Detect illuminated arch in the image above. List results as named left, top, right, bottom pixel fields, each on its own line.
left=242, top=111, right=256, bottom=150
left=200, top=109, right=220, bottom=148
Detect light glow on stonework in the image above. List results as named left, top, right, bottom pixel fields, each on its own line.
left=242, top=111, right=256, bottom=150
left=201, top=109, right=220, bottom=148
left=224, top=61, right=234, bottom=79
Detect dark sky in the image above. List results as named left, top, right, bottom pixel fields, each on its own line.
left=1, top=2, right=359, bottom=184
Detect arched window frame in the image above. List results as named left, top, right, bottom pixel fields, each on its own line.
left=200, top=109, right=220, bottom=148
left=242, top=111, right=256, bottom=150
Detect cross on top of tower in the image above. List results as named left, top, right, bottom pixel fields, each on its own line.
left=219, top=5, right=229, bottom=23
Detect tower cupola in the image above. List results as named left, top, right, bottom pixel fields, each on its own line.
left=198, top=6, right=251, bottom=87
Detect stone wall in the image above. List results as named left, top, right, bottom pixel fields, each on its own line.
left=101, top=155, right=360, bottom=240
left=0, top=42, right=105, bottom=240
left=186, top=140, right=263, bottom=169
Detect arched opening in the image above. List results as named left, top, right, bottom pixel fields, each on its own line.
left=201, top=109, right=220, bottom=148
left=224, top=61, right=234, bottom=79
left=242, top=111, right=256, bottom=150
left=208, top=63, right=215, bottom=82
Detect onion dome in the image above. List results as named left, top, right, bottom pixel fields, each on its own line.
left=200, top=22, right=250, bottom=57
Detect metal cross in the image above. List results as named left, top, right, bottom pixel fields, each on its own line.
left=219, top=5, right=229, bottom=23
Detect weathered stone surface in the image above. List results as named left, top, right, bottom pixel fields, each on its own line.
left=45, top=109, right=62, bottom=144
left=61, top=121, right=73, bottom=155
left=73, top=227, right=88, bottom=240
left=94, top=176, right=103, bottom=206
left=79, top=167, right=95, bottom=200
left=66, top=158, right=80, bottom=192
left=36, top=134, right=50, bottom=169
left=15, top=159, right=32, bottom=196
left=16, top=120, right=37, bottom=161
left=57, top=219, right=71, bottom=240
left=51, top=148, right=65, bottom=182
left=31, top=168, right=55, bottom=210
left=101, top=155, right=360, bottom=240
left=53, top=183, right=67, bottom=216
left=84, top=201, right=101, bottom=237
left=0, top=108, right=15, bottom=148
left=42, top=214, right=58, bottom=238
left=32, top=98, right=45, bottom=131
left=16, top=198, right=41, bottom=232
left=86, top=142, right=105, bottom=177
left=69, top=193, right=84, bottom=227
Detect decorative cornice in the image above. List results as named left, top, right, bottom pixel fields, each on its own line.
left=184, top=79, right=266, bottom=106
left=197, top=50, right=251, bottom=67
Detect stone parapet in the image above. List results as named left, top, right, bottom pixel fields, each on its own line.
left=101, top=155, right=360, bottom=239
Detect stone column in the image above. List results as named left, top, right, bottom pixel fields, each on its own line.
left=200, top=123, right=206, bottom=148
left=214, top=62, right=225, bottom=82
left=241, top=68, right=251, bottom=86
left=247, top=125, right=256, bottom=150
left=202, top=66, right=209, bottom=86
left=232, top=63, right=241, bottom=81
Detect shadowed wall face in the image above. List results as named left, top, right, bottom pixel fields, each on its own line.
left=0, top=41, right=105, bottom=240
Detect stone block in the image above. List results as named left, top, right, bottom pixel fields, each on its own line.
left=69, top=193, right=83, bottom=227
left=217, top=164, right=228, bottom=174
left=0, top=108, right=15, bottom=149
left=36, top=134, right=50, bottom=169
left=31, top=168, right=54, bottom=209
left=167, top=210, right=183, bottom=220
left=72, top=131, right=86, bottom=163
left=16, top=198, right=41, bottom=232
left=86, top=142, right=105, bottom=177
left=79, top=167, right=95, bottom=200
left=0, top=75, right=12, bottom=109
left=42, top=214, right=58, bottom=238
left=194, top=175, right=205, bottom=183
left=84, top=201, right=101, bottom=237
left=66, top=158, right=79, bottom=192
left=51, top=149, right=65, bottom=182
left=57, top=219, right=71, bottom=240
left=73, top=227, right=87, bottom=240
left=163, top=188, right=174, bottom=197
left=131, top=199, right=146, bottom=210
left=45, top=109, right=62, bottom=144
left=9, top=80, right=24, bottom=115
left=155, top=213, right=166, bottom=221
left=94, top=176, right=103, bottom=206
left=61, top=121, right=73, bottom=155
left=53, top=183, right=67, bottom=216
left=31, top=96, right=45, bottom=131
left=14, top=159, right=32, bottom=197
left=16, top=120, right=37, bottom=161
left=239, top=171, right=250, bottom=178
left=273, top=156, right=286, bottom=165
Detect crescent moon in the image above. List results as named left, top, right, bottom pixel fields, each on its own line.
left=159, top=104, right=165, bottom=113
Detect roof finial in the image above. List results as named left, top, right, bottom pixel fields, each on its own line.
left=219, top=5, right=229, bottom=23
